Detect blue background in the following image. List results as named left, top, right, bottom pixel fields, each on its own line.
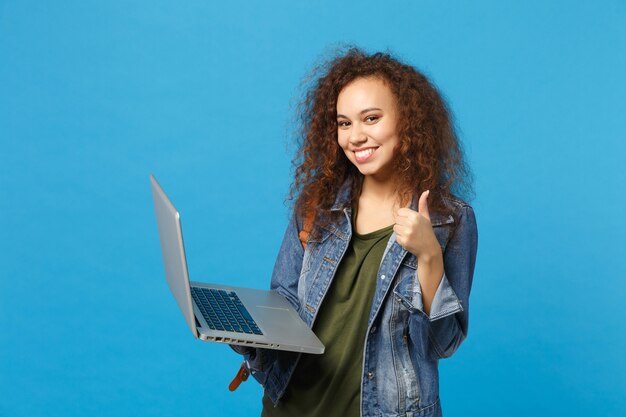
left=1, top=1, right=625, bottom=416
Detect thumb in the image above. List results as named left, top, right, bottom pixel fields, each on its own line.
left=418, top=190, right=430, bottom=220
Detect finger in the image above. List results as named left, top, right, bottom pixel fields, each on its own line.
left=394, top=232, right=405, bottom=246
left=418, top=190, right=430, bottom=221
left=396, top=207, right=417, bottom=219
left=393, top=216, right=411, bottom=228
left=395, top=232, right=410, bottom=250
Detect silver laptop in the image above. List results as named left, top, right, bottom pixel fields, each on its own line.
left=150, top=175, right=324, bottom=354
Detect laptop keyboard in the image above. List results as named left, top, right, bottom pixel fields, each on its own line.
left=191, top=287, right=263, bottom=335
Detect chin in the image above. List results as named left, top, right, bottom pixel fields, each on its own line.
left=357, top=167, right=378, bottom=176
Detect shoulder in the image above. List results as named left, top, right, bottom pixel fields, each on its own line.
left=436, top=193, right=476, bottom=228
left=441, top=193, right=473, bottom=213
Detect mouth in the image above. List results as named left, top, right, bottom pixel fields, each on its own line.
left=354, top=147, right=379, bottom=163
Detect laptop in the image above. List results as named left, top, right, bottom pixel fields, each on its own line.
left=150, top=175, right=324, bottom=354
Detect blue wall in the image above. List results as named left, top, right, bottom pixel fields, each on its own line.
left=1, top=1, right=625, bottom=416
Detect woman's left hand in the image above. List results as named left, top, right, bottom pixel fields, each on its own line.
left=393, top=190, right=442, bottom=261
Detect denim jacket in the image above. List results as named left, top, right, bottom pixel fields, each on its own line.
left=234, top=180, right=478, bottom=417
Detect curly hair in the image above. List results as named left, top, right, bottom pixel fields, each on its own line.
left=289, top=47, right=473, bottom=233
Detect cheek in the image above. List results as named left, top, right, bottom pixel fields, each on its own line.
left=337, top=132, right=349, bottom=149
left=373, top=124, right=397, bottom=144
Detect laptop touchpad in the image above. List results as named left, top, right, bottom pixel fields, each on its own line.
left=254, top=306, right=305, bottom=335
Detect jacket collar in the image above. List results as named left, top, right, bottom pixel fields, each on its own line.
left=409, top=192, right=455, bottom=227
left=330, top=178, right=354, bottom=211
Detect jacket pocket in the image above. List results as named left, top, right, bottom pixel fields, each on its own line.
left=300, top=226, right=333, bottom=275
left=392, top=256, right=420, bottom=312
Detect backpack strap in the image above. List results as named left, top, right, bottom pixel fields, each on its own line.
left=298, top=209, right=315, bottom=250
left=228, top=362, right=249, bottom=392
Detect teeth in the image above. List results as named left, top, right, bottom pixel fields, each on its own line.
left=355, top=148, right=375, bottom=159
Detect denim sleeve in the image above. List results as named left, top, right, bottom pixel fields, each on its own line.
left=410, top=205, right=478, bottom=359
left=269, top=210, right=305, bottom=309
left=230, top=210, right=304, bottom=384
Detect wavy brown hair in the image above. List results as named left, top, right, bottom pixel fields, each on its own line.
left=290, top=47, right=473, bottom=232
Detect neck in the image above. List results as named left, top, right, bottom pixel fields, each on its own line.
left=360, top=175, right=399, bottom=205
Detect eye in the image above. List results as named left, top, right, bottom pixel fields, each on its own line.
left=364, top=115, right=380, bottom=123
left=337, top=120, right=351, bottom=128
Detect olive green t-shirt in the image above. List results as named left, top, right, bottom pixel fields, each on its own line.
left=262, top=216, right=394, bottom=417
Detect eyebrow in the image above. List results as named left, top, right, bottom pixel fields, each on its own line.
left=336, top=107, right=383, bottom=119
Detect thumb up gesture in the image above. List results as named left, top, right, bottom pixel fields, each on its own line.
left=393, top=190, right=442, bottom=261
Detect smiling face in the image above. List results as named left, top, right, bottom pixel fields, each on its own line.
left=336, top=76, right=400, bottom=183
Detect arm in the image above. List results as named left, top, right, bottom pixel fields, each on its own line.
left=230, top=210, right=305, bottom=382
left=409, top=205, right=478, bottom=359
left=416, top=251, right=444, bottom=316
left=269, top=210, right=305, bottom=309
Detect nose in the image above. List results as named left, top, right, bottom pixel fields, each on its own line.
left=348, top=123, right=367, bottom=146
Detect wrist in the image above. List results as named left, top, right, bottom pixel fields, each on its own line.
left=418, top=248, right=443, bottom=265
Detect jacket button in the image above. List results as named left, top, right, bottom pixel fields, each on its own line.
left=380, top=274, right=386, bottom=280
left=367, top=372, right=375, bottom=380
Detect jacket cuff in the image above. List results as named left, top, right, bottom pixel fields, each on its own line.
left=414, top=269, right=464, bottom=321
left=229, top=344, right=256, bottom=357
left=230, top=345, right=275, bottom=384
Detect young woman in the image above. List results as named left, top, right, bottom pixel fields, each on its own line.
left=233, top=48, right=478, bottom=417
